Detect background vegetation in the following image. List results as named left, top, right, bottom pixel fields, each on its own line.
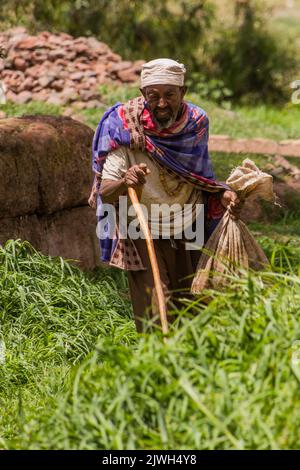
left=3, top=83, right=300, bottom=139
left=1, top=0, right=299, bottom=103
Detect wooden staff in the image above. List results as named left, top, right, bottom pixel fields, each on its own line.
left=128, top=186, right=169, bottom=337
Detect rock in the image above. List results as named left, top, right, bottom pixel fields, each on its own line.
left=60, top=87, right=79, bottom=102
left=75, top=62, right=91, bottom=71
left=0, top=115, right=94, bottom=218
left=13, top=57, right=27, bottom=70
left=134, top=59, right=145, bottom=68
left=19, top=77, right=34, bottom=91
left=0, top=206, right=101, bottom=270
left=107, top=61, right=132, bottom=72
left=208, top=136, right=300, bottom=159
left=49, top=49, right=66, bottom=60
left=14, top=91, right=32, bottom=104
left=72, top=101, right=88, bottom=110
left=6, top=90, right=17, bottom=102
left=84, top=100, right=103, bottom=109
left=269, top=167, right=284, bottom=176
left=32, top=85, right=43, bottom=93
left=48, top=35, right=65, bottom=46
left=70, top=71, right=85, bottom=81
left=16, top=36, right=39, bottom=49
left=38, top=31, right=51, bottom=40
left=78, top=89, right=101, bottom=101
left=51, top=79, right=64, bottom=91
left=274, top=155, right=300, bottom=179
left=85, top=77, right=97, bottom=86
left=38, top=75, right=55, bottom=88
left=46, top=94, right=65, bottom=106
left=31, top=90, right=49, bottom=102
left=32, top=50, right=48, bottom=63
left=65, top=51, right=77, bottom=61
left=62, top=107, right=74, bottom=116
left=74, top=43, right=89, bottom=54
left=60, top=32, right=73, bottom=40
left=0, top=111, right=6, bottom=119
left=25, top=65, right=42, bottom=77
left=70, top=114, right=86, bottom=123
left=7, top=26, right=27, bottom=37
left=117, top=68, right=139, bottom=82
left=86, top=70, right=97, bottom=78
left=1, top=70, right=13, bottom=78
left=104, top=52, right=122, bottom=62
left=86, top=37, right=110, bottom=54
left=279, top=140, right=300, bottom=158
left=209, top=136, right=280, bottom=155
left=0, top=27, right=144, bottom=107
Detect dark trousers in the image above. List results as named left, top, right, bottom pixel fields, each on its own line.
left=127, top=238, right=201, bottom=332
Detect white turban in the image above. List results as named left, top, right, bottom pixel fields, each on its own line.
left=140, top=58, right=186, bottom=88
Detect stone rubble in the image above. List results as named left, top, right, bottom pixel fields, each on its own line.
left=0, top=27, right=144, bottom=108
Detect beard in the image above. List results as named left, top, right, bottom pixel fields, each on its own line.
left=152, top=108, right=177, bottom=130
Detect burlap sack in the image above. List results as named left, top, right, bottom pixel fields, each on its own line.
left=191, top=159, right=275, bottom=293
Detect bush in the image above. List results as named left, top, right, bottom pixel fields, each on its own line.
left=210, top=0, right=298, bottom=103
left=1, top=0, right=298, bottom=103
left=186, top=75, right=233, bottom=108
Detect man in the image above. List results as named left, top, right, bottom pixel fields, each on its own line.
left=89, top=58, right=241, bottom=332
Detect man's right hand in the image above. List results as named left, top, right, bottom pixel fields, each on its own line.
left=123, top=163, right=150, bottom=188
left=99, top=163, right=150, bottom=204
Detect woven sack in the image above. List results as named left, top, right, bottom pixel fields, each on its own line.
left=191, top=159, right=275, bottom=293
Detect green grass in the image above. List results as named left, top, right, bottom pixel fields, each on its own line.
left=1, top=239, right=300, bottom=449
left=0, top=240, right=135, bottom=444
left=210, top=152, right=272, bottom=182
left=0, top=100, right=62, bottom=118
left=2, top=83, right=299, bottom=140
left=250, top=217, right=300, bottom=250
left=91, top=85, right=300, bottom=140
left=191, top=98, right=300, bottom=141
left=271, top=14, right=300, bottom=45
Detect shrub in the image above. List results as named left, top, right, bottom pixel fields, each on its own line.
left=210, top=0, right=298, bottom=103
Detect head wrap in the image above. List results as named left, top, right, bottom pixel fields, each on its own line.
left=140, top=58, right=186, bottom=88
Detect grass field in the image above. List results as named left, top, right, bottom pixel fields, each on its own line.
left=2, top=84, right=300, bottom=140
left=1, top=237, right=300, bottom=449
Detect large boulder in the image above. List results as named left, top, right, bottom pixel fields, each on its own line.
left=0, top=115, right=101, bottom=269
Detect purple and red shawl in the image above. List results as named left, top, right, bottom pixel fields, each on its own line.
left=92, top=97, right=228, bottom=263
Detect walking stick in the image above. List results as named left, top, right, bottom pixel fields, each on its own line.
left=128, top=187, right=169, bottom=337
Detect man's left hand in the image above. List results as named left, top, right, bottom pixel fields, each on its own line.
left=220, top=190, right=244, bottom=219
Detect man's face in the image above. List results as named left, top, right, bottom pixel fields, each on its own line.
left=141, top=84, right=186, bottom=128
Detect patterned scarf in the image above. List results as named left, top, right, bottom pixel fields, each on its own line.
left=92, top=97, right=228, bottom=267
